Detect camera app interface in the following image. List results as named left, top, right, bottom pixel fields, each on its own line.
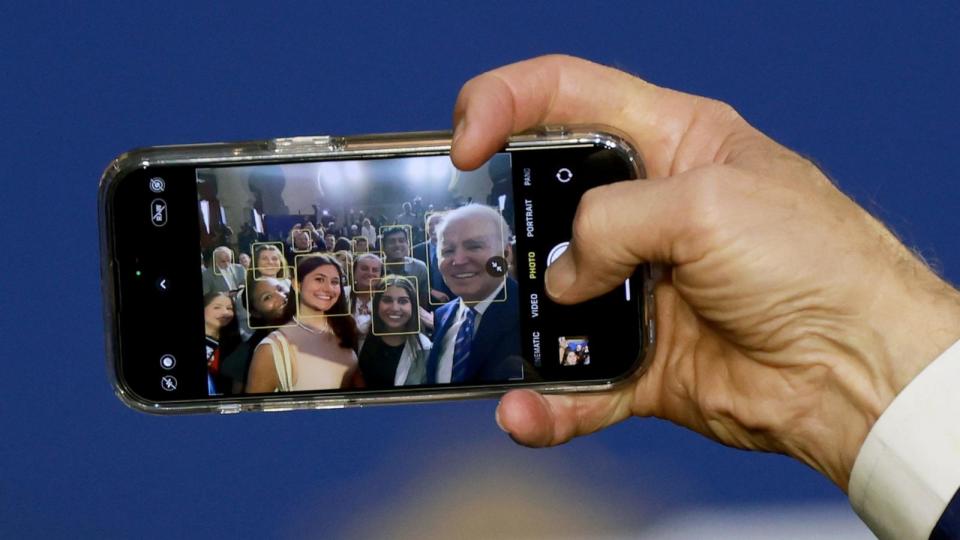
left=196, top=154, right=568, bottom=395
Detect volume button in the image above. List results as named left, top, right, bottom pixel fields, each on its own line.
left=219, top=404, right=242, bottom=414
left=540, top=124, right=568, bottom=137
left=271, top=136, right=334, bottom=153
left=111, top=259, right=122, bottom=312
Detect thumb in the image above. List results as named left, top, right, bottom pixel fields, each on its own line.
left=545, top=173, right=701, bottom=304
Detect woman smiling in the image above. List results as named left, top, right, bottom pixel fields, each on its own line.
left=246, top=254, right=360, bottom=392
left=358, top=275, right=432, bottom=388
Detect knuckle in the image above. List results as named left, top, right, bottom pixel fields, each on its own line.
left=687, top=169, right=725, bottom=228
left=702, top=97, right=744, bottom=125
left=571, top=186, right=611, bottom=244
left=539, top=53, right=581, bottom=67
left=674, top=168, right=730, bottom=254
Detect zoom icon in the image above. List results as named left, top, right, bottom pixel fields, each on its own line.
left=148, top=177, right=166, bottom=193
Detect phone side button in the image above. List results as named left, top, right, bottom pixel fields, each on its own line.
left=219, top=404, right=242, bottom=414
left=262, top=405, right=296, bottom=413
left=540, top=124, right=568, bottom=137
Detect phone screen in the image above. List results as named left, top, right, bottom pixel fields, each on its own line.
left=107, top=143, right=647, bottom=403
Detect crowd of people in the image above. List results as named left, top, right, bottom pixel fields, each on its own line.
left=200, top=201, right=525, bottom=395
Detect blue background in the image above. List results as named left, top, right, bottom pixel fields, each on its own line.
left=2, top=2, right=957, bottom=538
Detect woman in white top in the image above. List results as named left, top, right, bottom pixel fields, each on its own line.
left=246, top=254, right=360, bottom=392
left=357, top=275, right=432, bottom=387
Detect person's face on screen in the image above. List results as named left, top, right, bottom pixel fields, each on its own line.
left=204, top=295, right=235, bottom=330
left=293, top=230, right=312, bottom=250
left=324, top=233, right=336, bottom=250
left=251, top=279, right=288, bottom=320
left=238, top=253, right=251, bottom=269
left=355, top=256, right=382, bottom=292
left=299, top=264, right=341, bottom=313
left=426, top=213, right=443, bottom=244
left=214, top=249, right=232, bottom=269
left=383, top=231, right=408, bottom=262
left=377, top=284, right=412, bottom=332
left=438, top=215, right=504, bottom=302
left=257, top=248, right=282, bottom=277
left=355, top=238, right=368, bottom=252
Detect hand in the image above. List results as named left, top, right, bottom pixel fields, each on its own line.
left=430, top=289, right=450, bottom=304
left=418, top=306, right=434, bottom=331
left=451, top=55, right=960, bottom=490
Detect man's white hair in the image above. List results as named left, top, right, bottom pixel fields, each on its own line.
left=354, top=252, right=383, bottom=269
left=436, top=203, right=512, bottom=249
left=213, top=246, right=233, bottom=262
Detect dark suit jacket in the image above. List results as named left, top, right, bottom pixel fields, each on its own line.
left=202, top=263, right=246, bottom=295
left=932, top=489, right=960, bottom=540
left=425, top=278, right=523, bottom=384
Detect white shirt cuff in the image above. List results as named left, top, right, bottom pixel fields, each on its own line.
left=849, top=337, right=960, bottom=540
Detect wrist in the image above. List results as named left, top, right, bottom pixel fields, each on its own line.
left=798, top=269, right=960, bottom=490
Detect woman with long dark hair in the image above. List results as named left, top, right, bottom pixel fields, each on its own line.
left=246, top=254, right=360, bottom=392
left=358, top=275, right=432, bottom=387
left=221, top=277, right=294, bottom=394
left=204, top=291, right=241, bottom=395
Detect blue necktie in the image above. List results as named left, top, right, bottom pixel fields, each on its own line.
left=451, top=307, right=477, bottom=383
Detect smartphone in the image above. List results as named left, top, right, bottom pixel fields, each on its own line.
left=99, top=127, right=656, bottom=414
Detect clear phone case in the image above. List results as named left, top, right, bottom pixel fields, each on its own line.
left=99, top=126, right=656, bottom=414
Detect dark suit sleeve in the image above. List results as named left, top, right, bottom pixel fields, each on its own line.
left=931, top=490, right=960, bottom=540
left=201, top=269, right=214, bottom=295
left=413, top=242, right=427, bottom=265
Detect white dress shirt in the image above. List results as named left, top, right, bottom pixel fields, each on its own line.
left=849, top=337, right=960, bottom=540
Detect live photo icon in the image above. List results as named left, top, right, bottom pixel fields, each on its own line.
left=148, top=177, right=166, bottom=193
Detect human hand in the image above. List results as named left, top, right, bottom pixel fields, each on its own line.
left=419, top=306, right=434, bottom=331
left=430, top=289, right=450, bottom=304
left=451, top=55, right=960, bottom=490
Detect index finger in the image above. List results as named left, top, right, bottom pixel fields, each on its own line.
left=450, top=54, right=728, bottom=178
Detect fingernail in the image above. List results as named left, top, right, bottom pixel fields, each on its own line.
left=544, top=253, right=575, bottom=299
left=495, top=401, right=508, bottom=433
left=452, top=117, right=467, bottom=147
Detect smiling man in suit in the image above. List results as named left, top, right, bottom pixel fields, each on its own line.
left=425, top=204, right=523, bottom=384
